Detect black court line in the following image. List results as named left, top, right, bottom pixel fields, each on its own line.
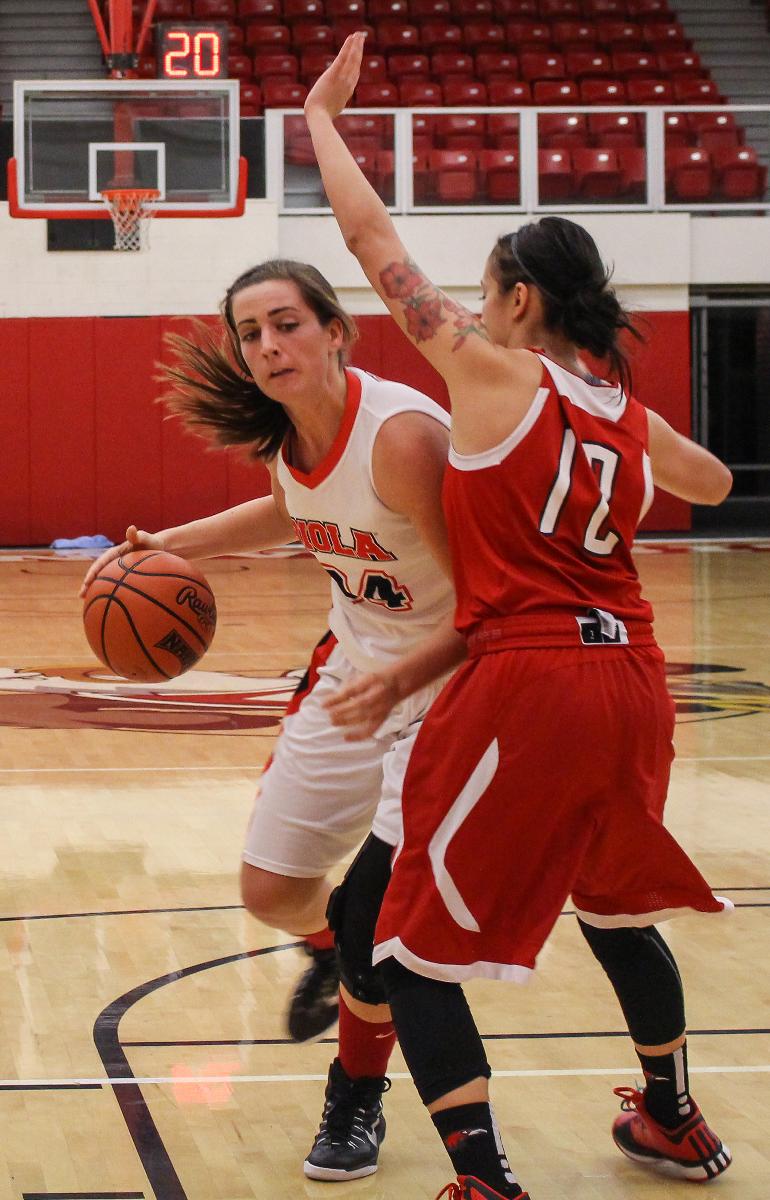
left=0, top=1083, right=102, bottom=1091
left=23, top=1193, right=144, bottom=1199
left=93, top=942, right=299, bottom=1200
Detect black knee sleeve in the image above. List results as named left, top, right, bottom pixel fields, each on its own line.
left=380, top=958, right=491, bottom=1107
left=579, top=919, right=685, bottom=1046
left=326, top=833, right=393, bottom=1006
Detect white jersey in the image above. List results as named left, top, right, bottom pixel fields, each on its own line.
left=276, top=368, right=454, bottom=672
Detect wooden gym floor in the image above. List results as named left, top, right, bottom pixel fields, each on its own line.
left=0, top=540, right=768, bottom=1200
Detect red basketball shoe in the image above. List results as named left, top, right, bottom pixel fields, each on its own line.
left=612, top=1087, right=731, bottom=1182
left=435, top=1177, right=531, bottom=1199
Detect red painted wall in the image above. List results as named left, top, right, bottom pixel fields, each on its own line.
left=0, top=310, right=690, bottom=545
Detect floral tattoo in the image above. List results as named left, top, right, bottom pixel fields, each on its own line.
left=380, top=257, right=490, bottom=350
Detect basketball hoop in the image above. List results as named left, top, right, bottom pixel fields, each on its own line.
left=100, top=187, right=160, bottom=251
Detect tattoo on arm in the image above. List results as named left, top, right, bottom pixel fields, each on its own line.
left=380, top=257, right=490, bottom=351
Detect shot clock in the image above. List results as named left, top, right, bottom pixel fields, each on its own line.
left=156, top=22, right=229, bottom=79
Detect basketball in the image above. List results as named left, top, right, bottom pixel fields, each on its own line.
left=82, top=550, right=217, bottom=682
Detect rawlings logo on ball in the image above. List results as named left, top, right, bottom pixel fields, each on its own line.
left=176, top=585, right=217, bottom=629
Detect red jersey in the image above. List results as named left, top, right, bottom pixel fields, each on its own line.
left=444, top=352, right=655, bottom=642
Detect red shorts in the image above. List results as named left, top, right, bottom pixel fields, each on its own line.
left=373, top=643, right=729, bottom=983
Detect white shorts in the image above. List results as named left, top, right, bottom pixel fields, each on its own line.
left=242, top=640, right=447, bottom=878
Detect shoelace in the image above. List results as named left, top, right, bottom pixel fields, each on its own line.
left=613, top=1085, right=644, bottom=1112
left=320, top=1077, right=391, bottom=1144
left=434, top=1184, right=461, bottom=1200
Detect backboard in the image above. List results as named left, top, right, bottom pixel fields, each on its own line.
left=9, top=78, right=246, bottom=219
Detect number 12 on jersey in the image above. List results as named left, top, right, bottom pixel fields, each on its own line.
left=540, top=429, right=621, bottom=556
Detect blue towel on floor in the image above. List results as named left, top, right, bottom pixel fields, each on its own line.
left=50, top=534, right=114, bottom=549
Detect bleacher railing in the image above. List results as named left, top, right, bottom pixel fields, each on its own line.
left=265, top=103, right=770, bottom=214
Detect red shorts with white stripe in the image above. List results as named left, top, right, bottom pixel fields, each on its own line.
left=373, top=641, right=730, bottom=984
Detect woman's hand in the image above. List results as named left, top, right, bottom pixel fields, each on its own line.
left=304, top=31, right=366, bottom=121
left=79, top=525, right=163, bottom=598
left=324, top=668, right=401, bottom=741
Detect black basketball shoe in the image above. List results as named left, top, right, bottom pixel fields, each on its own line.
left=286, top=943, right=340, bottom=1042
left=304, top=1057, right=390, bottom=1180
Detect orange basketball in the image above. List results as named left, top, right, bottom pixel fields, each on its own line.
left=82, top=550, right=217, bottom=682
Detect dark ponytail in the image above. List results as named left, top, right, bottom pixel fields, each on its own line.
left=158, top=260, right=358, bottom=461
left=489, top=217, right=643, bottom=395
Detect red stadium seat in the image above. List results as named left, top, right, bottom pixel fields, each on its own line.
left=506, top=21, right=551, bottom=48
left=534, top=79, right=579, bottom=103
left=475, top=51, right=519, bottom=80
left=429, top=149, right=478, bottom=202
left=420, top=21, right=463, bottom=47
left=588, top=111, right=642, bottom=147
left=626, top=0, right=671, bottom=14
left=463, top=22, right=506, bottom=47
left=538, top=149, right=575, bottom=201
left=552, top=22, right=598, bottom=51
left=349, top=147, right=378, bottom=184
left=229, top=11, right=247, bottom=34
left=284, top=0, right=324, bottom=16
left=496, top=0, right=537, bottom=13
left=227, top=53, right=254, bottom=77
left=360, top=53, right=388, bottom=80
left=410, top=0, right=451, bottom=16
left=388, top=52, right=431, bottom=80
left=254, top=51, right=299, bottom=76
left=565, top=51, right=612, bottom=79
left=713, top=145, right=767, bottom=201
left=573, top=146, right=622, bottom=197
left=596, top=21, right=645, bottom=50
left=193, top=0, right=235, bottom=15
left=612, top=50, right=657, bottom=77
left=240, top=0, right=282, bottom=16
left=657, top=49, right=702, bottom=76
left=326, top=0, right=365, bottom=13
left=433, top=112, right=486, bottom=148
left=584, top=0, right=626, bottom=13
left=617, top=145, right=647, bottom=200
left=262, top=77, right=308, bottom=104
left=673, top=78, right=723, bottom=104
left=666, top=146, right=713, bottom=201
left=688, top=112, right=742, bottom=151
left=487, top=111, right=520, bottom=148
left=246, top=23, right=292, bottom=47
left=337, top=113, right=390, bottom=143
left=520, top=52, right=565, bottom=82
left=412, top=112, right=437, bottom=147
left=412, top=150, right=432, bottom=200
left=539, top=113, right=588, bottom=147
left=488, top=79, right=532, bottom=103
left=155, top=0, right=192, bottom=15
left=431, top=50, right=474, bottom=76
left=443, top=79, right=488, bottom=104
left=332, top=20, right=375, bottom=47
left=453, top=0, right=493, bottom=16
left=291, top=22, right=334, bottom=48
left=370, top=0, right=410, bottom=15
left=641, top=21, right=689, bottom=50
left=136, top=56, right=157, bottom=78
left=540, top=0, right=581, bottom=17
left=626, top=77, right=673, bottom=103
left=399, top=79, right=443, bottom=103
left=299, top=49, right=335, bottom=81
left=478, top=148, right=520, bottom=203
left=375, top=149, right=395, bottom=195
left=663, top=111, right=690, bottom=147
left=355, top=81, right=399, bottom=103
left=239, top=81, right=263, bottom=110
left=579, top=77, right=626, bottom=103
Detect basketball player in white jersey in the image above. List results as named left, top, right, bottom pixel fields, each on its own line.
left=81, top=258, right=463, bottom=1181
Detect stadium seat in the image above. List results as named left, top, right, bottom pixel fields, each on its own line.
left=688, top=112, right=742, bottom=151
left=227, top=53, right=254, bottom=77
left=666, top=146, right=713, bottom=201
left=332, top=20, right=375, bottom=47
left=505, top=21, right=551, bottom=48
left=626, top=0, right=671, bottom=15
left=540, top=0, right=581, bottom=17
left=239, top=81, right=264, bottom=111
left=520, top=52, right=566, bottom=82
left=596, top=22, right=645, bottom=50
left=584, top=0, right=625, bottom=13
left=355, top=81, right=399, bottom=103
left=155, top=0, right=192, bottom=15
left=453, top=0, right=493, bottom=16
left=240, top=0, right=282, bottom=15
left=291, top=22, right=335, bottom=48
left=612, top=50, right=657, bottom=77
left=617, top=145, right=647, bottom=200
left=337, top=113, right=390, bottom=143
left=429, top=149, right=478, bottom=202
left=388, top=52, right=431, bottom=80
left=326, top=0, right=365, bottom=14
left=478, top=148, right=520, bottom=203
left=534, top=79, right=580, bottom=104
left=487, top=111, right=521, bottom=148
left=412, top=150, right=432, bottom=200
left=370, top=0, right=410, bottom=15
left=254, top=51, right=298, bottom=76
left=262, top=78, right=308, bottom=104
left=552, top=22, right=598, bottom=51
left=496, top=0, right=537, bottom=13
left=538, top=149, right=575, bottom=201
left=641, top=21, right=689, bottom=50
left=246, top=23, right=292, bottom=47
left=412, top=113, right=437, bottom=149
left=573, top=146, right=622, bottom=198
left=431, top=50, right=474, bottom=76
left=673, top=78, right=723, bottom=104
left=299, top=49, right=335, bottom=81
left=588, top=111, right=642, bottom=146
left=136, top=56, right=158, bottom=78
left=193, top=0, right=235, bottom=15
left=463, top=22, right=506, bottom=47
left=657, top=49, right=702, bottom=76
left=475, top=51, right=519, bottom=80
left=229, top=23, right=247, bottom=49
left=443, top=79, right=488, bottom=104
left=488, top=79, right=532, bottom=104
left=284, top=0, right=324, bottom=16
left=410, top=0, right=451, bottom=16
left=420, top=21, right=463, bottom=47
left=713, top=145, right=767, bottom=201
left=433, top=112, right=487, bottom=148
left=360, top=53, right=388, bottom=80
left=566, top=51, right=613, bottom=79
left=399, top=79, right=443, bottom=103
left=626, top=77, right=673, bottom=103
left=579, top=77, right=627, bottom=103
left=539, top=112, right=588, bottom=148
left=375, top=149, right=395, bottom=195
left=663, top=112, right=690, bottom=147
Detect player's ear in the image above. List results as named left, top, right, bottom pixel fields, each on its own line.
left=326, top=316, right=346, bottom=351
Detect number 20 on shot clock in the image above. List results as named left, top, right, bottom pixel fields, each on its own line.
left=156, top=22, right=228, bottom=79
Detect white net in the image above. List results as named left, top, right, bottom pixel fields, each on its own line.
left=100, top=188, right=160, bottom=252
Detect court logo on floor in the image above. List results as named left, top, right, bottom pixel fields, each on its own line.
left=665, top=661, right=770, bottom=723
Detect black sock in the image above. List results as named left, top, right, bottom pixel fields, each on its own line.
left=637, top=1042, right=693, bottom=1128
left=432, top=1102, right=524, bottom=1198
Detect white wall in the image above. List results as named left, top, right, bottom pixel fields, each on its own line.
left=1, top=201, right=769, bottom=318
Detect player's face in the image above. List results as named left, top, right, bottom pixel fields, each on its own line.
left=231, top=280, right=343, bottom=399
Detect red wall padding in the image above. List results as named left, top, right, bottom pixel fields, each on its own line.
left=1, top=310, right=689, bottom=545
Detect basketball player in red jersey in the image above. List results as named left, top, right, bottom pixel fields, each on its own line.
left=304, top=35, right=735, bottom=1199
left=81, top=258, right=464, bottom=1181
